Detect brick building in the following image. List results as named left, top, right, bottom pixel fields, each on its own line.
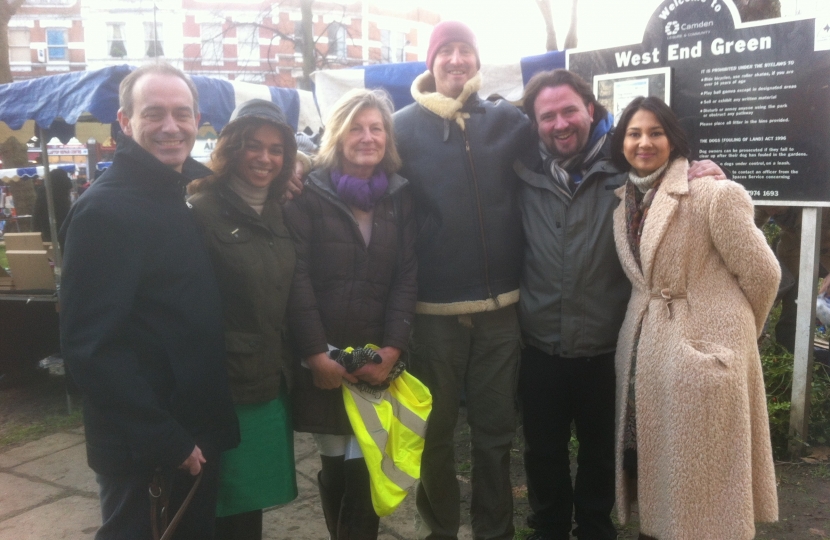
left=9, top=0, right=440, bottom=87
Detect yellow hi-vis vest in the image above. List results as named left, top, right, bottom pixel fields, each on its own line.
left=342, top=371, right=432, bottom=517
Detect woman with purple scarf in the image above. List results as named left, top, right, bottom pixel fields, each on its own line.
left=285, top=88, right=417, bottom=539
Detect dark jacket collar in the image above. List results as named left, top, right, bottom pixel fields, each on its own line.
left=213, top=179, right=285, bottom=234
left=108, top=133, right=211, bottom=195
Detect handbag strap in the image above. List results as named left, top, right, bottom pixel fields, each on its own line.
left=149, top=469, right=203, bottom=540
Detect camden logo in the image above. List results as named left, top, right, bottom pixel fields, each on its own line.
left=665, top=21, right=680, bottom=35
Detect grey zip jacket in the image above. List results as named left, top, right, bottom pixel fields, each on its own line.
left=514, top=137, right=631, bottom=358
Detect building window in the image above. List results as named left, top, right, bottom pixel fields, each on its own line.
left=201, top=23, right=224, bottom=65
left=46, top=28, right=68, bottom=62
left=236, top=24, right=260, bottom=65
left=107, top=23, right=127, bottom=58
left=144, top=22, right=164, bottom=57
left=381, top=29, right=406, bottom=63
left=327, top=23, right=346, bottom=60
left=8, top=28, right=30, bottom=64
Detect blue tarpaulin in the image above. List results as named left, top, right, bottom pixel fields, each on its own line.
left=0, top=65, right=311, bottom=132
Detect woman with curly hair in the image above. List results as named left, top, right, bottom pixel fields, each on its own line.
left=187, top=99, right=298, bottom=540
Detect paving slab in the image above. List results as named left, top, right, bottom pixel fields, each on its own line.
left=378, top=486, right=417, bottom=538
left=264, top=497, right=329, bottom=540
left=0, top=495, right=99, bottom=540
left=293, top=432, right=317, bottom=459
left=13, top=443, right=97, bottom=494
left=0, top=432, right=84, bottom=469
left=0, top=472, right=62, bottom=519
left=295, top=449, right=321, bottom=480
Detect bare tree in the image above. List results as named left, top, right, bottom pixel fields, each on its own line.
left=196, top=0, right=356, bottom=89
left=0, top=0, right=27, bottom=84
left=535, top=0, right=578, bottom=51
left=298, top=0, right=315, bottom=89
left=735, top=0, right=781, bottom=22
left=563, top=0, right=578, bottom=50
left=535, top=0, right=559, bottom=51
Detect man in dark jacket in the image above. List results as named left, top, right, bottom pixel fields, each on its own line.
left=59, top=63, right=239, bottom=540
left=514, top=70, right=724, bottom=540
left=393, top=21, right=533, bottom=540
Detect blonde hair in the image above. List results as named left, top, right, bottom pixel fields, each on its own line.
left=316, top=88, right=402, bottom=175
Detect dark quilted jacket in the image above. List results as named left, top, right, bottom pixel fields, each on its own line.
left=285, top=168, right=417, bottom=434
left=187, top=180, right=296, bottom=405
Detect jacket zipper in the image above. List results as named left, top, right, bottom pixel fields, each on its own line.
left=463, top=129, right=495, bottom=303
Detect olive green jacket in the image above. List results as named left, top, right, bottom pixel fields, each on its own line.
left=188, top=180, right=296, bottom=404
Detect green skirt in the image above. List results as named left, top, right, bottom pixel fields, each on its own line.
left=215, top=394, right=298, bottom=517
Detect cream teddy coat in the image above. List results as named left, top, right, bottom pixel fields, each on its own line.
left=612, top=157, right=779, bottom=540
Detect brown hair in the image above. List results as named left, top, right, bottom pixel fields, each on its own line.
left=189, top=117, right=297, bottom=198
left=610, top=96, right=690, bottom=171
left=522, top=69, right=608, bottom=127
left=316, top=88, right=402, bottom=175
left=119, top=63, right=200, bottom=118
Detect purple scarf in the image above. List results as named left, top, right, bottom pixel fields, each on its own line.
left=330, top=169, right=389, bottom=211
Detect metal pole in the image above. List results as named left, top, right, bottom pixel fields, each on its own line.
left=788, top=206, right=821, bottom=457
left=39, top=131, right=62, bottom=286
left=153, top=3, right=158, bottom=62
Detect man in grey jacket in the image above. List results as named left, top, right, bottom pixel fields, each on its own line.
left=514, top=69, right=723, bottom=540
left=394, top=21, right=532, bottom=540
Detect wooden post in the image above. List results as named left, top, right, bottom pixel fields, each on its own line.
left=789, top=206, right=822, bottom=457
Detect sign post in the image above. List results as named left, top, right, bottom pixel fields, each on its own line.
left=567, top=0, right=830, bottom=456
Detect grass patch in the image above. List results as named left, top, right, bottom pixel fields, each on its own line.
left=0, top=408, right=82, bottom=449
left=514, top=528, right=533, bottom=540
left=810, top=463, right=830, bottom=479
left=0, top=244, right=7, bottom=270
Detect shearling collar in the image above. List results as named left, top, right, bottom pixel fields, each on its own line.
left=410, top=70, right=482, bottom=131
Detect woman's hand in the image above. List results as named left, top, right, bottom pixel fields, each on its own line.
left=820, top=275, right=830, bottom=296
left=307, top=352, right=358, bottom=389
left=352, top=347, right=401, bottom=386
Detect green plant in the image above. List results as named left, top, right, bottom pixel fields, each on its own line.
left=811, top=463, right=830, bottom=478
left=762, top=220, right=781, bottom=247
left=569, top=429, right=580, bottom=460
left=761, top=338, right=830, bottom=458
left=0, top=409, right=82, bottom=449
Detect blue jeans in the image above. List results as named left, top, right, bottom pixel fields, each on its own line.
left=95, top=452, right=220, bottom=540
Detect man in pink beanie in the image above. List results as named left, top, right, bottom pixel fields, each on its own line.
left=393, top=21, right=533, bottom=540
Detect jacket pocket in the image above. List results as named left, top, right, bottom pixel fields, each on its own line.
left=225, top=331, right=264, bottom=354
left=684, top=340, right=734, bottom=369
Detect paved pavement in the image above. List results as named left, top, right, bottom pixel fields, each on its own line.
left=0, top=428, right=475, bottom=540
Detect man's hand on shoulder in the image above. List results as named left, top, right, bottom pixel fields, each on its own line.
left=688, top=159, right=726, bottom=181
left=179, top=445, right=206, bottom=476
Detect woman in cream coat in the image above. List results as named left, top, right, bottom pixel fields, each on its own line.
left=610, top=96, right=780, bottom=540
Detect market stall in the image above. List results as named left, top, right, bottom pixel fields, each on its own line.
left=0, top=64, right=322, bottom=378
